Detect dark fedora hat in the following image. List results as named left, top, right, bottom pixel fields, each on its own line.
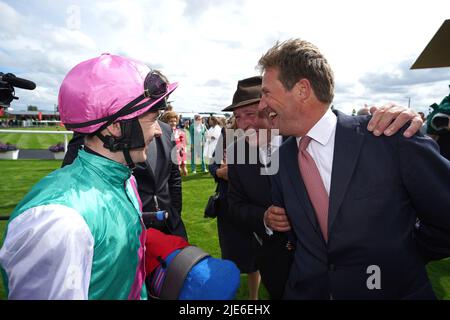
left=222, top=76, right=261, bottom=112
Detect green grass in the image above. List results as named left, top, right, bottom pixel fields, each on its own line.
left=0, top=161, right=448, bottom=300
left=427, top=259, right=450, bottom=299
left=0, top=127, right=72, bottom=149
left=0, top=160, right=63, bottom=216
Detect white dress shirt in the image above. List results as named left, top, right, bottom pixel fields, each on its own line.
left=296, top=108, right=337, bottom=195
left=260, top=135, right=283, bottom=236
left=265, top=109, right=337, bottom=235
left=259, top=135, right=283, bottom=168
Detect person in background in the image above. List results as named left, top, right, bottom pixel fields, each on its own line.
left=202, top=116, right=208, bottom=129
left=209, top=116, right=261, bottom=300
left=418, top=111, right=428, bottom=135
left=356, top=106, right=371, bottom=116
left=178, top=113, right=184, bottom=129
left=184, top=119, right=190, bottom=130
left=163, top=110, right=188, bottom=176
left=189, top=114, right=207, bottom=173
left=225, top=76, right=293, bottom=299
left=425, top=91, right=450, bottom=161
left=132, top=71, right=187, bottom=240
left=133, top=116, right=188, bottom=240
left=204, top=116, right=222, bottom=165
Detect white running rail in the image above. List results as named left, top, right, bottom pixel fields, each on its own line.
left=0, top=129, right=73, bottom=152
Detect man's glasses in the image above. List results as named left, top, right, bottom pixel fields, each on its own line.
left=144, top=71, right=168, bottom=100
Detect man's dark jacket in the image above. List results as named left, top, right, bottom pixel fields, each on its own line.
left=227, top=138, right=293, bottom=299
left=272, top=111, right=450, bottom=299
left=133, top=121, right=187, bottom=239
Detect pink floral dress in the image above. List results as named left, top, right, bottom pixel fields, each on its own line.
left=173, top=128, right=187, bottom=165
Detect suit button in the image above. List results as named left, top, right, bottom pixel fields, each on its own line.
left=328, top=264, right=336, bottom=271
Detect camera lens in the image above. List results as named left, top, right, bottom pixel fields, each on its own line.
left=432, top=115, right=450, bottom=129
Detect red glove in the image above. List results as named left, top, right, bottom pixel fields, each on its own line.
left=145, top=228, right=189, bottom=274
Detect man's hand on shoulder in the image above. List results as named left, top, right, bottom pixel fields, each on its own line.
left=367, top=103, right=423, bottom=138
left=264, top=205, right=291, bottom=232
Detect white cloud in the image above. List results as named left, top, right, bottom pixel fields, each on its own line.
left=1, top=0, right=449, bottom=116
left=0, top=2, right=21, bottom=36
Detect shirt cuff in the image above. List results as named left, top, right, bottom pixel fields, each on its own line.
left=263, top=218, right=274, bottom=236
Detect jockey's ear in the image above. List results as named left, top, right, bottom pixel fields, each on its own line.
left=104, top=122, right=122, bottom=138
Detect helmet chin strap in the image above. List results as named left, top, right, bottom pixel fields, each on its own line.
left=95, top=118, right=146, bottom=169
left=122, top=148, right=136, bottom=169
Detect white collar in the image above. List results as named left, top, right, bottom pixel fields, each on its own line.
left=297, top=108, right=337, bottom=146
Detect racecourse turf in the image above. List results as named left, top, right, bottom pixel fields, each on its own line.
left=0, top=161, right=448, bottom=300
left=0, top=127, right=73, bottom=150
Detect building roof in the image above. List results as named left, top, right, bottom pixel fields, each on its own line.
left=411, top=19, right=450, bottom=69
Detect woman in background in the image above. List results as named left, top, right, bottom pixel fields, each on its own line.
left=163, top=111, right=188, bottom=176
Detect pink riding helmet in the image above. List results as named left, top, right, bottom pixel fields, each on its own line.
left=58, top=53, right=177, bottom=133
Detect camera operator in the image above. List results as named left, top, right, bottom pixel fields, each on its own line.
left=426, top=89, right=450, bottom=161
left=0, top=72, right=36, bottom=109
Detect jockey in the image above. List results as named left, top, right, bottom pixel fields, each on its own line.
left=0, top=54, right=177, bottom=299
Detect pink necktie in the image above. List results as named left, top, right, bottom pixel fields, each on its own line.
left=298, top=136, right=329, bottom=242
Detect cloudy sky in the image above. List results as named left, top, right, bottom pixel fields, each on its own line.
left=1, top=0, right=449, bottom=115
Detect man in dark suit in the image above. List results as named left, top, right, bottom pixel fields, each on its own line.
left=63, top=120, right=187, bottom=240
left=258, top=39, right=450, bottom=299
left=224, top=76, right=424, bottom=300
left=133, top=120, right=187, bottom=240
left=223, top=76, right=294, bottom=299
left=227, top=138, right=295, bottom=299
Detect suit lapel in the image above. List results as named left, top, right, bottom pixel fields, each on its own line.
left=145, top=138, right=158, bottom=182
left=151, top=122, right=171, bottom=184
left=328, top=111, right=365, bottom=233
left=154, top=134, right=169, bottom=183
left=284, top=137, right=321, bottom=233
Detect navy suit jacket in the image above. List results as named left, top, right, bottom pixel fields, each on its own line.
left=227, top=139, right=294, bottom=299
left=272, top=110, right=450, bottom=299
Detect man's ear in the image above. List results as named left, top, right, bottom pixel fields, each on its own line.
left=294, top=79, right=311, bottom=102
left=104, top=122, right=122, bottom=137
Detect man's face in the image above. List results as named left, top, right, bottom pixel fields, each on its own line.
left=259, top=67, right=299, bottom=136
left=234, top=103, right=272, bottom=146
left=130, top=111, right=162, bottom=163
left=234, top=103, right=259, bottom=131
